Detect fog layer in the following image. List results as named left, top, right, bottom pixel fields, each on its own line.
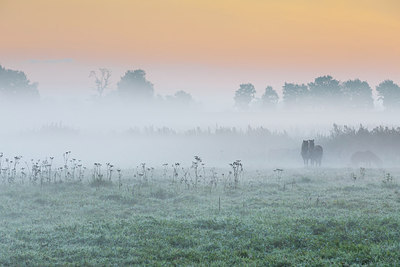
left=1, top=99, right=399, bottom=169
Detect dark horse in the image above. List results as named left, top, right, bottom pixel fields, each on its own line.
left=301, top=140, right=323, bottom=167
left=301, top=140, right=310, bottom=166
left=309, top=140, right=323, bottom=166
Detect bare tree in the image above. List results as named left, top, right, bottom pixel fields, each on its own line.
left=89, top=68, right=111, bottom=97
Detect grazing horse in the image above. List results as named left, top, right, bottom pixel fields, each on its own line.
left=301, top=140, right=323, bottom=167
left=301, top=140, right=310, bottom=166
left=351, top=151, right=382, bottom=168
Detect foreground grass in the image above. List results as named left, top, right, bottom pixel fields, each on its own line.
left=1, top=168, right=400, bottom=265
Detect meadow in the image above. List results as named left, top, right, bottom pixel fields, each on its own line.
left=1, top=161, right=400, bottom=266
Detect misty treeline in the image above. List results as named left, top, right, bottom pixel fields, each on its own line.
left=237, top=76, right=399, bottom=110
left=0, top=65, right=194, bottom=107
left=89, top=68, right=195, bottom=106
left=2, top=64, right=400, bottom=111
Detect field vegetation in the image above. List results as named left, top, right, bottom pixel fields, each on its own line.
left=1, top=157, right=400, bottom=265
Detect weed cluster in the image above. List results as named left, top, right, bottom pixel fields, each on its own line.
left=382, top=172, right=394, bottom=185
left=154, top=157, right=246, bottom=191
left=350, top=167, right=368, bottom=182
left=0, top=151, right=248, bottom=195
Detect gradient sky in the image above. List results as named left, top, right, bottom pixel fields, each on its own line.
left=0, top=0, right=399, bottom=102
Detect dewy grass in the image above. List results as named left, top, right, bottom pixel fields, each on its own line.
left=0, top=152, right=400, bottom=266
left=1, top=155, right=400, bottom=265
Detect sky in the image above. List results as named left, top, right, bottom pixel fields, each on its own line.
left=0, top=0, right=399, bottom=103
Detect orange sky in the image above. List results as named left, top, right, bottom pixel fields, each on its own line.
left=0, top=0, right=399, bottom=99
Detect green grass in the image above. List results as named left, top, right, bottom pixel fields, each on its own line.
left=1, top=168, right=400, bottom=265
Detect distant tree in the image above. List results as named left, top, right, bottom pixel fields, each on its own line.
left=261, top=86, right=279, bottom=108
left=89, top=68, right=111, bottom=97
left=234, top=83, right=256, bottom=109
left=0, top=65, right=39, bottom=99
left=282, top=82, right=308, bottom=106
left=174, top=90, right=193, bottom=103
left=308, top=75, right=343, bottom=106
left=166, top=90, right=193, bottom=106
left=342, top=79, right=373, bottom=109
left=376, top=80, right=400, bottom=109
left=117, top=69, right=154, bottom=100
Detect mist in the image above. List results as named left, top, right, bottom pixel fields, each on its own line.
left=1, top=78, right=399, bottom=170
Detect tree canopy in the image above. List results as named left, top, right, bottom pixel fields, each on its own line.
left=342, top=79, right=373, bottom=109
left=376, top=80, right=400, bottom=109
left=308, top=75, right=342, bottom=106
left=117, top=69, right=154, bottom=100
left=165, top=90, right=194, bottom=106
left=0, top=65, right=39, bottom=99
left=174, top=90, right=192, bottom=103
left=234, top=83, right=256, bottom=109
left=282, top=83, right=308, bottom=106
left=261, top=86, right=279, bottom=108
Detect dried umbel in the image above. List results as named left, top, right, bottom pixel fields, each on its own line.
left=230, top=160, right=243, bottom=189
left=273, top=168, right=284, bottom=181
left=191, top=156, right=202, bottom=187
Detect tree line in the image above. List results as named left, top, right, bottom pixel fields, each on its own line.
left=90, top=68, right=194, bottom=105
left=0, top=65, right=193, bottom=106
left=1, top=64, right=399, bottom=110
left=235, top=75, right=400, bottom=110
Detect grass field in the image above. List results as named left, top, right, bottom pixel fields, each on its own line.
left=1, top=167, right=400, bottom=265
